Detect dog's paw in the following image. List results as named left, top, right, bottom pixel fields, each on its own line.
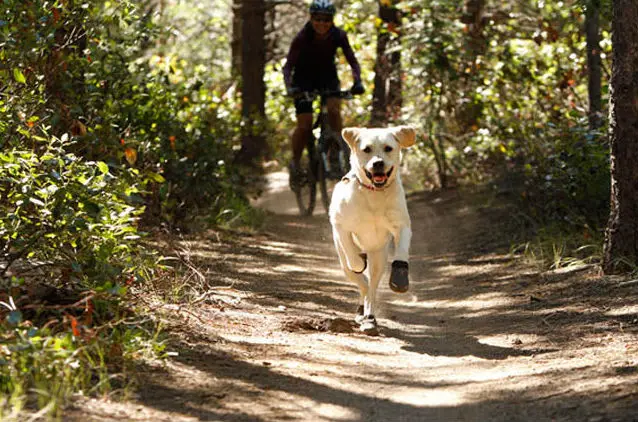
left=389, top=260, right=409, bottom=293
left=358, top=315, right=378, bottom=336
left=351, top=253, right=367, bottom=274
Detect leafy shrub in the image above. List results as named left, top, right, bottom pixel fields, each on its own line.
left=0, top=1, right=260, bottom=414
left=1, top=309, right=164, bottom=419
left=401, top=0, right=610, bottom=228
left=0, top=132, right=163, bottom=417
left=0, top=134, right=150, bottom=285
left=1, top=0, right=249, bottom=229
left=514, top=121, right=610, bottom=228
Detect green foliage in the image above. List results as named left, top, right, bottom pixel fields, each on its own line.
left=152, top=0, right=232, bottom=79
left=514, top=224, right=603, bottom=271
left=1, top=301, right=165, bottom=419
left=0, top=134, right=148, bottom=284
left=0, top=131, right=164, bottom=417
left=1, top=0, right=249, bottom=228
left=1, top=325, right=88, bottom=418
left=395, top=0, right=611, bottom=256
left=0, top=0, right=249, bottom=416
left=513, top=122, right=609, bottom=227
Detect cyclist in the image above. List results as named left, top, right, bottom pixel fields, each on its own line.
left=283, top=0, right=365, bottom=191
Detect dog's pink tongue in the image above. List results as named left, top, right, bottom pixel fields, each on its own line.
left=373, top=174, right=387, bottom=183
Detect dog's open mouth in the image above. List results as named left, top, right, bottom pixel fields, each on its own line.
left=365, top=167, right=393, bottom=188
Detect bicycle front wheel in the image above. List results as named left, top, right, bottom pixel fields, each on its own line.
left=317, top=135, right=343, bottom=213
left=318, top=156, right=330, bottom=213
left=294, top=144, right=318, bottom=216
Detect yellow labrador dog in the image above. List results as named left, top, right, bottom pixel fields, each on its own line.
left=329, top=126, right=416, bottom=334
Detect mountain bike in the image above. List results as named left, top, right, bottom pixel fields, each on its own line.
left=290, top=89, right=353, bottom=216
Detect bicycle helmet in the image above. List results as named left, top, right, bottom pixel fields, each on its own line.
left=309, top=0, right=336, bottom=16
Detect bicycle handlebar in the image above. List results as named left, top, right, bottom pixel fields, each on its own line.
left=289, top=90, right=354, bottom=100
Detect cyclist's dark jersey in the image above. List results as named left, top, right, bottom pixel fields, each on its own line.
left=283, top=22, right=361, bottom=91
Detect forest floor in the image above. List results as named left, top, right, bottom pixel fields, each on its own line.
left=67, top=171, right=638, bottom=422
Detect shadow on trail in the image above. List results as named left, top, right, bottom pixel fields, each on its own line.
left=201, top=188, right=636, bottom=353
left=382, top=328, right=545, bottom=359
left=137, top=188, right=638, bottom=421
left=137, top=346, right=437, bottom=421
left=133, top=337, right=634, bottom=422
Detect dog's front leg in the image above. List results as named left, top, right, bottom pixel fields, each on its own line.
left=333, top=226, right=368, bottom=320
left=358, top=248, right=386, bottom=335
left=332, top=224, right=366, bottom=273
left=364, top=249, right=386, bottom=317
left=334, top=242, right=368, bottom=313
left=392, top=225, right=411, bottom=262
left=389, top=225, right=411, bottom=293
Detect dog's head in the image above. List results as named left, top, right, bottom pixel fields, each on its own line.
left=342, top=126, right=416, bottom=189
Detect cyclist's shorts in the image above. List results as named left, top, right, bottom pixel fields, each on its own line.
left=294, top=78, right=340, bottom=115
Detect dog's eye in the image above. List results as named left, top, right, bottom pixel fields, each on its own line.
left=384, top=146, right=393, bottom=153
left=362, top=146, right=372, bottom=154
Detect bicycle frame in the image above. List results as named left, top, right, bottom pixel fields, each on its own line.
left=315, top=99, right=338, bottom=177
left=291, top=89, right=353, bottom=215
left=303, top=90, right=353, bottom=177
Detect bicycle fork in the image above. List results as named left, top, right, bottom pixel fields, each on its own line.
left=319, top=139, right=347, bottom=176
left=318, top=107, right=348, bottom=177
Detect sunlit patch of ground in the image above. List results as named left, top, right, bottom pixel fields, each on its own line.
left=66, top=183, right=638, bottom=422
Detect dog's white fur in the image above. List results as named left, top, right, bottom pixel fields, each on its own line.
left=329, top=126, right=416, bottom=323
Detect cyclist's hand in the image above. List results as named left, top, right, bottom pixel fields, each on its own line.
left=350, top=81, right=365, bottom=95
left=287, top=86, right=301, bottom=97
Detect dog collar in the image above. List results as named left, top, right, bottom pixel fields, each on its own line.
left=342, top=170, right=394, bottom=191
left=356, top=175, right=394, bottom=192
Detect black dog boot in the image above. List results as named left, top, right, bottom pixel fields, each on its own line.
left=389, top=260, right=409, bottom=293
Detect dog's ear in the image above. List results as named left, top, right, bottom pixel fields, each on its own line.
left=342, top=127, right=362, bottom=150
left=392, top=126, right=417, bottom=149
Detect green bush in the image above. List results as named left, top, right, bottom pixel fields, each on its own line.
left=1, top=0, right=249, bottom=228
left=515, top=121, right=610, bottom=228
left=0, top=134, right=149, bottom=284
left=0, top=1, right=252, bottom=416
left=0, top=132, right=163, bottom=417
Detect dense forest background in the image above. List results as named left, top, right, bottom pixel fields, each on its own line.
left=0, top=0, right=629, bottom=417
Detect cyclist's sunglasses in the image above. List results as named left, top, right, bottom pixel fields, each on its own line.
left=311, top=14, right=333, bottom=23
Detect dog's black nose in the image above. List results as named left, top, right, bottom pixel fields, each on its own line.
left=372, top=160, right=385, bottom=171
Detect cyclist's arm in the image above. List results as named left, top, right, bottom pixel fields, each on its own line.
left=340, top=31, right=362, bottom=83
left=283, top=35, right=303, bottom=89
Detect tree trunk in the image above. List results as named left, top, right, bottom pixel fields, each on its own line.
left=370, top=29, right=389, bottom=126
left=370, top=1, right=402, bottom=126
left=237, top=0, right=267, bottom=164
left=585, top=0, right=602, bottom=129
left=457, top=0, right=486, bottom=133
left=461, top=0, right=486, bottom=56
left=231, top=0, right=242, bottom=80
left=388, top=33, right=402, bottom=121
left=602, top=0, right=638, bottom=274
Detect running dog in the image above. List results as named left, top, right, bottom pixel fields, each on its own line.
left=329, top=126, right=416, bottom=334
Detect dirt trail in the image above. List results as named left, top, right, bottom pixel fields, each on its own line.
left=70, top=172, right=638, bottom=422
